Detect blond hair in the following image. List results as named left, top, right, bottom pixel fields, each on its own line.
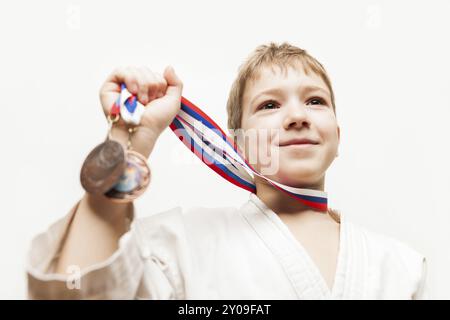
left=226, top=42, right=336, bottom=131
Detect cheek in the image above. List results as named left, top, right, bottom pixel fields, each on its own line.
left=312, top=112, right=339, bottom=141
left=239, top=130, right=276, bottom=170
left=315, top=117, right=340, bottom=157
left=240, top=116, right=281, bottom=162
left=244, top=113, right=280, bottom=131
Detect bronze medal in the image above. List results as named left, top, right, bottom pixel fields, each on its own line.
left=80, top=140, right=126, bottom=194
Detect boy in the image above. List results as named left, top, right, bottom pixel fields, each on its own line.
left=27, top=42, right=427, bottom=299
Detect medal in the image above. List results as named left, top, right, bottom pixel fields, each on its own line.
left=80, top=95, right=151, bottom=202
left=80, top=116, right=126, bottom=195
left=80, top=140, right=126, bottom=195
left=104, top=149, right=151, bottom=203
left=104, top=127, right=151, bottom=203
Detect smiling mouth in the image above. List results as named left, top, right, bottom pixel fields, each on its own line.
left=283, top=143, right=315, bottom=147
left=278, top=138, right=319, bottom=147
left=280, top=144, right=317, bottom=151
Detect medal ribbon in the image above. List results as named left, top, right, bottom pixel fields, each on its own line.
left=113, top=85, right=328, bottom=211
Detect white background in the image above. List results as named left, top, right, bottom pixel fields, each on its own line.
left=1, top=0, right=449, bottom=299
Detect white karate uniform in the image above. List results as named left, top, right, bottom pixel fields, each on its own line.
left=27, top=193, right=428, bottom=299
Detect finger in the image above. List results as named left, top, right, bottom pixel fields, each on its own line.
left=153, top=72, right=168, bottom=99
left=135, top=67, right=152, bottom=105
left=99, top=70, right=124, bottom=117
left=163, top=66, right=183, bottom=99
left=109, top=66, right=139, bottom=95
left=141, top=67, right=161, bottom=102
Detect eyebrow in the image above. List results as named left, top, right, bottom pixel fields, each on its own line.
left=249, top=85, right=331, bottom=107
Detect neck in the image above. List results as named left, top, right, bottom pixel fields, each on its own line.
left=254, top=176, right=327, bottom=217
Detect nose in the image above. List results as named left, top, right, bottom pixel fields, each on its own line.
left=282, top=100, right=310, bottom=130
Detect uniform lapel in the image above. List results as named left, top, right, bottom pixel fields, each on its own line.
left=240, top=194, right=332, bottom=299
left=332, top=220, right=368, bottom=299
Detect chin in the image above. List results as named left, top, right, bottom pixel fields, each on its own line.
left=271, top=163, right=325, bottom=187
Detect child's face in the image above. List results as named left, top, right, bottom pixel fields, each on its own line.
left=239, top=65, right=340, bottom=187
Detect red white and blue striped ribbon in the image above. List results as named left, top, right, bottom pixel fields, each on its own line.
left=113, top=85, right=328, bottom=211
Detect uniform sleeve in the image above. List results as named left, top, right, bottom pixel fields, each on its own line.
left=26, top=201, right=145, bottom=299
left=392, top=239, right=430, bottom=300
left=413, top=258, right=430, bottom=300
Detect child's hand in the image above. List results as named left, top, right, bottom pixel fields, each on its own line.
left=99, top=66, right=183, bottom=158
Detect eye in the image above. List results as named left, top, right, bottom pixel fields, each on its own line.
left=306, top=97, right=327, bottom=106
left=258, top=100, right=280, bottom=110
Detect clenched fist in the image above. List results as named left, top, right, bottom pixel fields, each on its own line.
left=99, top=66, right=183, bottom=158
